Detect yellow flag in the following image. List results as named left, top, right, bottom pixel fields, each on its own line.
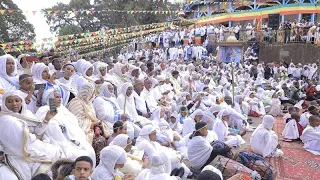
left=0, top=10, right=5, bottom=15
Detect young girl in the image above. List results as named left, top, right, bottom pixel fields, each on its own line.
left=18, top=74, right=40, bottom=113
left=268, top=92, right=283, bottom=117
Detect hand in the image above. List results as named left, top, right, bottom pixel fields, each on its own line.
left=123, top=174, right=134, bottom=180
left=94, top=120, right=101, bottom=126
left=120, top=114, right=128, bottom=121
left=25, top=97, right=31, bottom=105
left=173, top=135, right=180, bottom=141
left=45, top=111, right=58, bottom=122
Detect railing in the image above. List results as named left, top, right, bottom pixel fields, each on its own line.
left=209, top=28, right=320, bottom=45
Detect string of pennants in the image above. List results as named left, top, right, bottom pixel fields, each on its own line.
left=0, top=1, right=277, bottom=16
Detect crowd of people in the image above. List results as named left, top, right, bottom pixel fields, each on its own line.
left=0, top=24, right=320, bottom=180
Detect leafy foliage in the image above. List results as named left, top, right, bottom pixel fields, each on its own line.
left=43, top=0, right=179, bottom=35
left=0, top=0, right=36, bottom=42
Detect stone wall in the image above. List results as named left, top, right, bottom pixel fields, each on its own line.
left=259, top=43, right=320, bottom=64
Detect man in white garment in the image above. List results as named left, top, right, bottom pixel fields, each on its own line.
left=133, top=79, right=151, bottom=119
left=250, top=115, right=284, bottom=157
left=300, top=115, right=320, bottom=155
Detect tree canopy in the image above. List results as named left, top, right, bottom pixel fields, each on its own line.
left=43, top=0, right=180, bottom=36
left=0, top=0, right=36, bottom=42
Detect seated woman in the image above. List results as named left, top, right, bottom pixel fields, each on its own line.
left=213, top=109, right=245, bottom=147
left=111, top=62, right=129, bottom=89
left=0, top=90, right=63, bottom=180
left=136, top=125, right=191, bottom=179
left=68, top=82, right=109, bottom=144
left=182, top=109, right=204, bottom=137
left=169, top=112, right=183, bottom=135
left=117, top=82, right=150, bottom=139
left=136, top=151, right=181, bottom=180
left=91, top=145, right=133, bottom=180
left=55, top=63, right=77, bottom=105
left=246, top=91, right=265, bottom=117
left=76, top=60, right=102, bottom=92
left=107, top=121, right=128, bottom=146
left=282, top=112, right=304, bottom=141
left=250, top=115, right=284, bottom=157
left=36, top=89, right=96, bottom=167
left=300, top=115, right=320, bottom=155
left=110, top=134, right=148, bottom=177
left=0, top=55, right=20, bottom=99
left=267, top=92, right=283, bottom=117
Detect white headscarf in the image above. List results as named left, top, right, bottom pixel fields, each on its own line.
left=93, top=62, right=108, bottom=77
left=262, top=115, right=274, bottom=130
left=117, top=82, right=139, bottom=121
left=112, top=62, right=125, bottom=77
left=91, top=146, right=127, bottom=179
left=99, top=82, right=115, bottom=98
left=2, top=90, right=27, bottom=115
left=32, top=62, right=49, bottom=84
left=0, top=54, right=19, bottom=87
left=110, top=134, right=130, bottom=149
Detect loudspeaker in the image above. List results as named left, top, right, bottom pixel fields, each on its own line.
left=268, top=14, right=280, bottom=29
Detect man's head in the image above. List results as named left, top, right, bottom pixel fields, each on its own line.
left=52, top=56, right=64, bottom=71
left=309, top=115, right=320, bottom=127
left=291, top=112, right=301, bottom=122
left=72, top=156, right=93, bottom=180
left=39, top=55, right=50, bottom=66
left=134, top=79, right=144, bottom=93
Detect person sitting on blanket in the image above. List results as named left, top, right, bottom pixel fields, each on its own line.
left=300, top=115, right=320, bottom=155
left=282, top=112, right=304, bottom=141
left=250, top=115, right=284, bottom=157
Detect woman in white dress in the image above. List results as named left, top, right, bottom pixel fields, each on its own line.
left=56, top=63, right=77, bottom=105
left=0, top=55, right=19, bottom=98
left=213, top=109, right=245, bottom=147
left=111, top=62, right=129, bottom=89
left=36, top=89, right=96, bottom=167
left=182, top=109, right=204, bottom=137
left=136, top=151, right=180, bottom=180
left=0, top=90, right=63, bottom=180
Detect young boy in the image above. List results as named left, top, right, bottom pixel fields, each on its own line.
left=300, top=115, right=320, bottom=155
left=282, top=112, right=304, bottom=141
left=18, top=74, right=38, bottom=113
left=64, top=156, right=93, bottom=180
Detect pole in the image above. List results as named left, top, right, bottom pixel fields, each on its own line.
left=231, top=62, right=235, bottom=108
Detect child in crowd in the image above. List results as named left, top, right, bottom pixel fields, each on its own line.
left=282, top=112, right=304, bottom=141
left=64, top=156, right=93, bottom=180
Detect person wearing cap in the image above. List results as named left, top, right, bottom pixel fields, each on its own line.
left=250, top=115, right=284, bottom=157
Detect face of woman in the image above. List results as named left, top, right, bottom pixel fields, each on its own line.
left=121, top=66, right=128, bottom=74
left=126, top=86, right=133, bottom=96
left=149, top=131, right=157, bottom=141
left=186, top=94, right=192, bottom=101
left=222, top=114, right=230, bottom=121
left=86, top=67, right=93, bottom=77
left=114, top=163, right=124, bottom=169
left=107, top=85, right=114, bottom=94
left=131, top=69, right=140, bottom=78
left=194, top=114, right=203, bottom=122
left=170, top=116, right=176, bottom=123
left=120, top=124, right=127, bottom=134
left=199, top=126, right=208, bottom=137
left=53, top=91, right=62, bottom=107
left=41, top=67, right=50, bottom=80
left=5, top=95, right=22, bottom=113
left=99, top=67, right=107, bottom=76
left=63, top=65, right=75, bottom=79
left=124, top=139, right=132, bottom=153
left=6, top=57, right=15, bottom=75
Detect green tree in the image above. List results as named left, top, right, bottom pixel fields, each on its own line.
left=43, top=0, right=179, bottom=35
left=0, top=0, right=36, bottom=42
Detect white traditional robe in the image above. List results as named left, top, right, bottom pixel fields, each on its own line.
left=300, top=125, right=320, bottom=155
left=282, top=120, right=300, bottom=140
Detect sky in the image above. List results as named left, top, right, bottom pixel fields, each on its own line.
left=13, top=0, right=179, bottom=43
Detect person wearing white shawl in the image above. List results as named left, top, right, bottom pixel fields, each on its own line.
left=136, top=151, right=180, bottom=180
left=110, top=134, right=145, bottom=177
left=93, top=61, right=115, bottom=84
left=117, top=82, right=150, bottom=138
left=169, top=112, right=183, bottom=134
left=213, top=109, right=245, bottom=147
left=141, top=77, right=159, bottom=112
left=187, top=122, right=215, bottom=170
left=111, top=62, right=129, bottom=89
left=16, top=54, right=33, bottom=75
left=35, top=89, right=96, bottom=167
left=91, top=145, right=131, bottom=180
left=247, top=92, right=265, bottom=117
left=182, top=109, right=204, bottom=137
left=282, top=112, right=303, bottom=141
left=70, top=59, right=86, bottom=92
left=32, top=62, right=51, bottom=85
left=55, top=63, right=77, bottom=105
left=0, top=90, right=63, bottom=180
left=250, top=115, right=283, bottom=157
left=234, top=95, right=250, bottom=117
left=76, top=60, right=97, bottom=89
left=133, top=78, right=151, bottom=118
left=136, top=124, right=191, bottom=178
left=300, top=115, right=320, bottom=155
left=0, top=55, right=19, bottom=97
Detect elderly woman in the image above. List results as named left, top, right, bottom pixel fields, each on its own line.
left=136, top=125, right=191, bottom=179
left=0, top=90, right=63, bottom=180
left=91, top=145, right=134, bottom=180
left=250, top=115, right=284, bottom=157
left=111, top=62, right=129, bottom=89
left=0, top=55, right=19, bottom=97
left=76, top=60, right=102, bottom=91
left=136, top=151, right=180, bottom=180
left=68, top=82, right=108, bottom=144
left=110, top=134, right=147, bottom=177
left=35, top=89, right=96, bottom=166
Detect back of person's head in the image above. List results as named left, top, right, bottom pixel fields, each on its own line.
left=197, top=170, right=222, bottom=180
left=31, top=173, right=51, bottom=180
left=288, top=106, right=295, bottom=114
left=113, top=121, right=124, bottom=133
left=51, top=159, right=74, bottom=180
